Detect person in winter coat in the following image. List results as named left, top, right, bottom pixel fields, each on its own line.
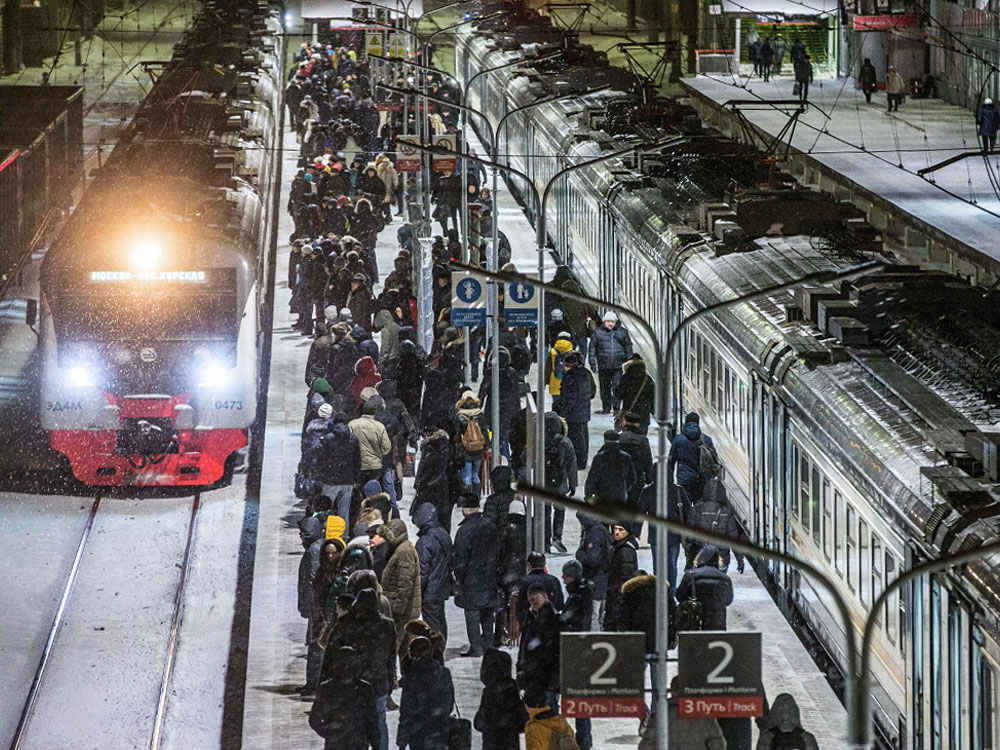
left=585, top=430, right=637, bottom=505
left=687, top=479, right=747, bottom=574
left=589, top=311, right=633, bottom=414
left=668, top=411, right=708, bottom=507
left=354, top=324, right=379, bottom=364
left=614, top=356, right=655, bottom=433
left=539, top=411, right=577, bottom=553
left=575, top=511, right=612, bottom=630
left=355, top=162, right=383, bottom=200
left=554, top=352, right=593, bottom=469
left=313, top=412, right=362, bottom=523
left=618, top=413, right=653, bottom=537
left=478, top=348, right=518, bottom=459
left=604, top=524, right=639, bottom=632
left=559, top=558, right=595, bottom=749
left=326, top=323, right=360, bottom=406
left=755, top=693, right=820, bottom=750
left=413, top=503, right=452, bottom=644
left=618, top=571, right=672, bottom=713
left=886, top=65, right=905, bottom=111
left=350, top=401, right=392, bottom=488
left=396, top=338, right=425, bottom=419
left=372, top=308, right=401, bottom=376
left=516, top=551, right=565, bottom=629
left=351, top=355, right=382, bottom=408
left=497, top=498, right=526, bottom=645
left=297, top=517, right=326, bottom=693
left=475, top=649, right=528, bottom=750
left=524, top=694, right=579, bottom=750
left=413, top=426, right=456, bottom=533
left=517, top=585, right=562, bottom=700
left=320, top=590, right=397, bottom=750
left=638, top=679, right=725, bottom=750
left=374, top=153, right=397, bottom=221
left=558, top=277, right=597, bottom=360
left=676, top=545, right=734, bottom=631
left=362, top=478, right=395, bottom=524
left=977, top=98, right=1000, bottom=152
left=455, top=391, right=488, bottom=494
left=375, top=519, right=422, bottom=640
left=397, top=636, right=455, bottom=750
left=771, top=34, right=786, bottom=74
left=545, top=332, right=576, bottom=403
left=309, top=645, right=381, bottom=750
left=859, top=57, right=877, bottom=103
left=793, top=54, right=814, bottom=101
left=347, top=273, right=374, bottom=330
left=484, top=465, right=515, bottom=527
left=453, top=494, right=500, bottom=656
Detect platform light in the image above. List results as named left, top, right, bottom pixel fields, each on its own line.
left=284, top=11, right=293, bottom=24
left=131, top=240, right=162, bottom=269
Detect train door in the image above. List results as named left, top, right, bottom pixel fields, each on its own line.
left=750, top=376, right=766, bottom=548
left=910, top=558, right=927, bottom=750
left=601, top=210, right=618, bottom=304
left=767, top=398, right=786, bottom=575
left=971, top=629, right=997, bottom=750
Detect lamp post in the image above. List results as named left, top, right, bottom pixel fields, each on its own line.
left=457, top=259, right=884, bottom=748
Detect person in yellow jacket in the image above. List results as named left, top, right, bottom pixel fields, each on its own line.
left=544, top=332, right=576, bottom=404
left=524, top=692, right=580, bottom=750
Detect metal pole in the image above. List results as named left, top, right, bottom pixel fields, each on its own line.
left=489, top=164, right=500, bottom=467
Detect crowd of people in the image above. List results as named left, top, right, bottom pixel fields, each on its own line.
left=284, top=32, right=820, bottom=750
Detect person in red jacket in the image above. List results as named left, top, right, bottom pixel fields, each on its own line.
left=351, top=356, right=382, bottom=407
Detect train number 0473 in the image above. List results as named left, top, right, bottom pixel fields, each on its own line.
left=214, top=400, right=243, bottom=410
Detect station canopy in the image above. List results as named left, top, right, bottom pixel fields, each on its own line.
left=301, top=0, right=424, bottom=20
left=721, top=0, right=838, bottom=16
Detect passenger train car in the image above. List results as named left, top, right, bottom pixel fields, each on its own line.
left=36, top=5, right=282, bottom=487
left=456, top=8, right=1000, bottom=748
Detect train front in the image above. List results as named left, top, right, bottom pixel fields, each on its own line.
left=38, top=220, right=257, bottom=487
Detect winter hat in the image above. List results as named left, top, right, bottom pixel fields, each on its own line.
left=685, top=412, right=700, bottom=424
left=603, top=310, right=618, bottom=323
left=562, top=559, right=583, bottom=580
left=458, top=493, right=480, bottom=509
left=551, top=308, right=564, bottom=321
left=339, top=307, right=353, bottom=321
left=408, top=635, right=433, bottom=662
left=326, top=515, right=347, bottom=542
left=624, top=412, right=642, bottom=425
left=557, top=331, right=573, bottom=341
left=508, top=499, right=526, bottom=516
left=987, top=98, right=994, bottom=105
left=317, top=403, right=334, bottom=419
left=604, top=430, right=620, bottom=442
left=360, top=386, right=380, bottom=403
left=564, top=351, right=581, bottom=365
left=363, top=479, right=382, bottom=497
left=312, top=378, right=331, bottom=394
left=335, top=592, right=355, bottom=611
left=352, top=272, right=367, bottom=283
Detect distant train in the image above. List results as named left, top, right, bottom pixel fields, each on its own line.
left=36, top=8, right=282, bottom=487
left=456, top=8, right=1000, bottom=748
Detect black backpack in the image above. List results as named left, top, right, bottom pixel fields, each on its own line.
left=545, top=437, right=567, bottom=490
left=675, top=578, right=703, bottom=632
left=769, top=727, right=809, bottom=750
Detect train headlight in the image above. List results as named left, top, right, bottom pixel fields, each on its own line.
left=198, top=361, right=231, bottom=388
left=132, top=240, right=162, bottom=269
left=68, top=365, right=96, bottom=387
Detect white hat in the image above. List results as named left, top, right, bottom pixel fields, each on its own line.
left=986, top=98, right=994, bottom=105
left=324, top=304, right=339, bottom=322
left=508, top=499, right=526, bottom=516
left=551, top=308, right=563, bottom=320
left=603, top=310, right=618, bottom=322
left=317, top=403, right=334, bottom=419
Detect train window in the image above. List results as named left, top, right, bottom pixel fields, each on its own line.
left=739, top=383, right=747, bottom=448
left=859, top=519, right=871, bottom=608
left=790, top=444, right=800, bottom=520
left=822, top=479, right=832, bottom=562
left=834, top=490, right=845, bottom=577
left=872, top=535, right=883, bottom=626
left=716, top=360, right=724, bottom=418
left=701, top=340, right=710, bottom=399
left=689, top=332, right=699, bottom=388
left=949, top=604, right=963, bottom=750
left=724, top=368, right=732, bottom=430
left=811, top=466, right=821, bottom=546
left=886, top=553, right=898, bottom=644
left=847, top=506, right=857, bottom=592
left=972, top=638, right=995, bottom=750
left=798, top=453, right=810, bottom=529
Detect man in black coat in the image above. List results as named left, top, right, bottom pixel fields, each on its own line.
left=559, top=559, right=595, bottom=749
left=585, top=430, right=637, bottom=505
left=604, top=524, right=639, bottom=632
left=496, top=499, right=527, bottom=646
left=516, top=584, right=562, bottom=702
left=554, top=351, right=593, bottom=469
left=413, top=503, right=453, bottom=644
left=687, top=478, right=747, bottom=574
left=515, top=551, right=564, bottom=629
left=575, top=511, right=612, bottom=630
left=617, top=571, right=673, bottom=713
left=413, top=426, right=455, bottom=532
left=483, top=465, right=515, bottom=527
left=675, top=545, right=734, bottom=631
left=614, top=355, right=655, bottom=433
left=453, top=494, right=500, bottom=657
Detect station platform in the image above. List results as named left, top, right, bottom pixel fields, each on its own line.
left=242, top=123, right=847, bottom=748
left=681, top=73, right=1000, bottom=274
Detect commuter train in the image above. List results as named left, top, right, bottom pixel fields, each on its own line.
left=456, top=8, right=1000, bottom=748
left=36, top=6, right=282, bottom=487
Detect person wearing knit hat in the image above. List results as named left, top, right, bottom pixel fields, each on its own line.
left=397, top=637, right=455, bottom=750
left=589, top=308, right=634, bottom=414
left=317, top=402, right=334, bottom=419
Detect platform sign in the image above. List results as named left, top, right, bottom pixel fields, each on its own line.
left=504, top=279, right=537, bottom=327
left=451, top=271, right=486, bottom=327
left=432, top=134, right=457, bottom=172
left=677, top=632, right=763, bottom=719
left=364, top=31, right=383, bottom=57
left=396, top=136, right=420, bottom=172
left=559, top=633, right=647, bottom=718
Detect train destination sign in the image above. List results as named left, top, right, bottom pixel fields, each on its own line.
left=677, top=632, right=763, bottom=719
left=559, top=633, right=646, bottom=718
left=89, top=271, right=208, bottom=283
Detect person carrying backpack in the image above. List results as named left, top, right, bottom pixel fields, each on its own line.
left=755, top=693, right=820, bottom=750
left=455, top=390, right=488, bottom=495
left=542, top=412, right=578, bottom=554
left=554, top=352, right=594, bottom=470
left=675, top=545, right=734, bottom=632
left=686, top=478, right=748, bottom=574
left=524, top=688, right=580, bottom=750
left=545, top=332, right=576, bottom=407
left=575, top=511, right=612, bottom=630
left=667, top=412, right=717, bottom=508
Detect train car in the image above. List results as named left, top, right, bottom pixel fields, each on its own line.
left=456, top=10, right=1000, bottom=748
left=36, top=6, right=282, bottom=487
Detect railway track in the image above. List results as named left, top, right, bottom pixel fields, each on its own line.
left=8, top=493, right=201, bottom=750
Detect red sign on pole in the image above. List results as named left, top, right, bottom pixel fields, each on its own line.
left=377, top=102, right=401, bottom=112
left=561, top=697, right=646, bottom=718
left=396, top=136, right=420, bottom=173
left=677, top=695, right=764, bottom=719
left=432, top=134, right=456, bottom=173
left=853, top=14, right=918, bottom=29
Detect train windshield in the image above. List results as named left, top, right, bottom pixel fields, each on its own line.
left=55, top=268, right=240, bottom=344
